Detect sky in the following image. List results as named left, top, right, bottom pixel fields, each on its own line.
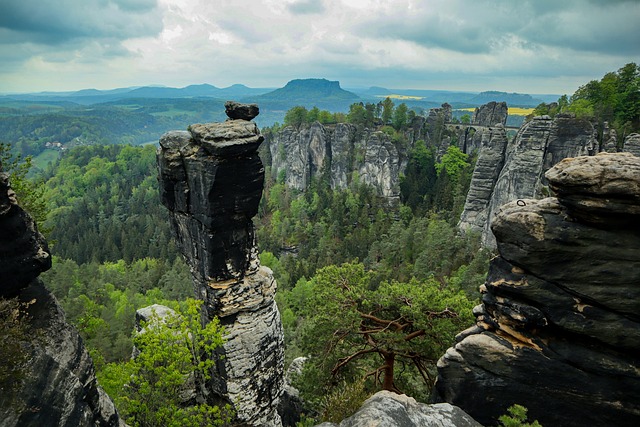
left=0, top=0, right=639, bottom=95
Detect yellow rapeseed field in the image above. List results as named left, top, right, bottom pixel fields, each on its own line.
left=457, top=107, right=534, bottom=116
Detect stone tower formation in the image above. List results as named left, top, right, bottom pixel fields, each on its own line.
left=157, top=101, right=284, bottom=426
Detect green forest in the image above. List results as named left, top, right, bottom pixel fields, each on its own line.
left=1, top=63, right=638, bottom=426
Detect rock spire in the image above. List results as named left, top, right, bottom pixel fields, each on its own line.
left=157, top=101, right=285, bottom=426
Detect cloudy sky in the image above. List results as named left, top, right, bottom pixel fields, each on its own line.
left=1, top=0, right=638, bottom=95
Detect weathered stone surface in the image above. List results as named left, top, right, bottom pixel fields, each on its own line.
left=0, top=173, right=51, bottom=297
left=546, top=152, right=640, bottom=225
left=357, top=131, right=401, bottom=201
left=330, top=123, right=358, bottom=190
left=460, top=114, right=594, bottom=248
left=603, top=123, right=618, bottom=152
left=0, top=172, right=123, bottom=427
left=0, top=281, right=124, bottom=427
left=225, top=100, right=259, bottom=121
left=158, top=113, right=285, bottom=426
left=458, top=125, right=508, bottom=235
left=437, top=154, right=640, bottom=426
left=317, top=391, right=481, bottom=427
left=278, top=357, right=308, bottom=427
left=189, top=120, right=263, bottom=157
left=269, top=122, right=328, bottom=191
left=492, top=197, right=640, bottom=316
left=623, top=132, right=640, bottom=156
left=472, top=101, right=508, bottom=126
left=269, top=123, right=402, bottom=200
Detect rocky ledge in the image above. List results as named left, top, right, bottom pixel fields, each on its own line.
left=436, top=152, right=640, bottom=426
left=157, top=102, right=285, bottom=426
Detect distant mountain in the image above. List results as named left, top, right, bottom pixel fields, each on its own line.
left=1, top=84, right=272, bottom=105
left=470, top=91, right=543, bottom=107
left=255, top=79, right=359, bottom=102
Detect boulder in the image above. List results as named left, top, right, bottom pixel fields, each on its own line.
left=545, top=152, right=640, bottom=225
left=225, top=100, right=259, bottom=121
left=317, top=391, right=481, bottom=427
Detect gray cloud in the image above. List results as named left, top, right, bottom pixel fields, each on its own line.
left=287, top=0, right=326, bottom=15
left=0, top=0, right=636, bottom=95
left=0, top=0, right=163, bottom=45
left=357, top=0, right=640, bottom=56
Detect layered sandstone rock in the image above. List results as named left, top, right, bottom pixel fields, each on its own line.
left=157, top=103, right=285, bottom=426
left=458, top=125, right=508, bottom=235
left=0, top=173, right=122, bottom=427
left=459, top=114, right=594, bottom=247
left=623, top=132, right=640, bottom=156
left=269, top=123, right=403, bottom=201
left=436, top=153, right=640, bottom=426
left=471, top=101, right=508, bottom=127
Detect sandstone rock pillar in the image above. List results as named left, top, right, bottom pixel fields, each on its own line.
left=157, top=102, right=284, bottom=426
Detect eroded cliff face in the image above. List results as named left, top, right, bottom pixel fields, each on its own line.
left=269, top=123, right=404, bottom=201
left=157, top=103, right=285, bottom=426
left=471, top=101, right=508, bottom=127
left=459, top=114, right=595, bottom=247
left=437, top=153, right=640, bottom=427
left=0, top=174, right=123, bottom=427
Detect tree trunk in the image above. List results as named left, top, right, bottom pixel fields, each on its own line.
left=382, top=351, right=395, bottom=391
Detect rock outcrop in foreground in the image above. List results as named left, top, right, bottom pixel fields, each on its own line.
left=157, top=101, right=285, bottom=426
left=436, top=152, right=640, bottom=426
left=316, top=391, right=481, bottom=427
left=0, top=174, right=123, bottom=426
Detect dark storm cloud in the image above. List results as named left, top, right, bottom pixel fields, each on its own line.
left=0, top=0, right=163, bottom=45
left=287, top=0, right=326, bottom=15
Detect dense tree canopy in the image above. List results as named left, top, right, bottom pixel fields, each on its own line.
left=297, top=263, right=474, bottom=399
left=98, top=299, right=233, bottom=427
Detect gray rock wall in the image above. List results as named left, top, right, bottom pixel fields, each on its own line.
left=472, top=101, right=508, bottom=126
left=459, top=114, right=594, bottom=248
left=269, top=123, right=403, bottom=200
left=437, top=153, right=640, bottom=427
left=623, top=133, right=640, bottom=156
left=157, top=107, right=285, bottom=426
left=0, top=173, right=122, bottom=427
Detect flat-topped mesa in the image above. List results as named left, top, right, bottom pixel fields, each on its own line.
left=157, top=102, right=285, bottom=426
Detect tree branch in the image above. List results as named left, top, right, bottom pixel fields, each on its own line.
left=331, top=348, right=378, bottom=376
